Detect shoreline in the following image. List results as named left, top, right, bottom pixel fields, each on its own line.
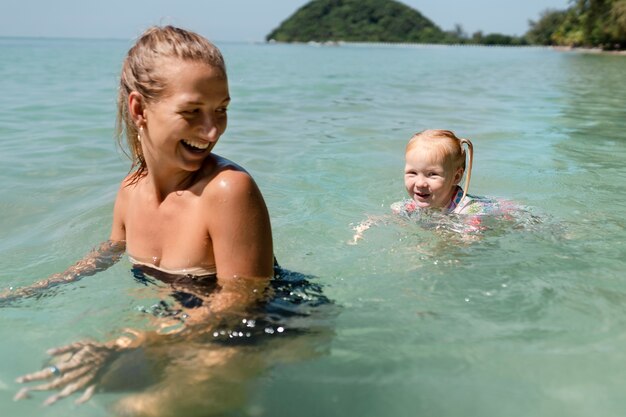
left=552, top=45, right=626, bottom=56
left=266, top=40, right=626, bottom=55
left=268, top=40, right=547, bottom=49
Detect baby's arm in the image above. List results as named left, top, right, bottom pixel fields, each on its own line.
left=350, top=200, right=411, bottom=245
left=0, top=240, right=125, bottom=303
left=350, top=215, right=386, bottom=245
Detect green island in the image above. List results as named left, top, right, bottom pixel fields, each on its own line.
left=266, top=0, right=626, bottom=51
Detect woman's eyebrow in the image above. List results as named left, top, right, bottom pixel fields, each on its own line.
left=183, top=97, right=231, bottom=105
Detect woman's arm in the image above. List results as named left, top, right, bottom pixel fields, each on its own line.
left=13, top=274, right=271, bottom=406
left=0, top=240, right=126, bottom=303
left=207, top=169, right=274, bottom=280
left=1, top=183, right=128, bottom=304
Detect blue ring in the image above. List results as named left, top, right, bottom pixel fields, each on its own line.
left=48, top=365, right=61, bottom=377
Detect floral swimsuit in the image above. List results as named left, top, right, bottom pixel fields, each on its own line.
left=391, top=186, right=510, bottom=218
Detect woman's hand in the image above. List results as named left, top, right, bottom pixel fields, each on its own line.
left=14, top=333, right=137, bottom=405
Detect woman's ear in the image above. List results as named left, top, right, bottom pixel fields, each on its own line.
left=128, top=92, right=147, bottom=127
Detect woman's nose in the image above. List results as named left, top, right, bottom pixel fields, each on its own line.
left=200, top=115, right=219, bottom=142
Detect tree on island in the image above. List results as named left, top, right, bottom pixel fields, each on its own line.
left=266, top=0, right=456, bottom=43
left=266, top=0, right=525, bottom=45
left=526, top=0, right=626, bottom=49
left=526, top=9, right=569, bottom=46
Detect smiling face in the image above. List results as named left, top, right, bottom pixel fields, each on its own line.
left=139, top=59, right=230, bottom=173
left=404, top=144, right=463, bottom=210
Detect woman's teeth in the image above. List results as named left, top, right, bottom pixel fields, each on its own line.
left=182, top=139, right=209, bottom=150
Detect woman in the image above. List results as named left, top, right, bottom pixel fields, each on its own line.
left=115, top=25, right=273, bottom=278
left=3, top=26, right=273, bottom=296
left=7, top=26, right=278, bottom=407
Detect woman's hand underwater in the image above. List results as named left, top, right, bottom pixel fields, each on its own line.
left=14, top=331, right=138, bottom=405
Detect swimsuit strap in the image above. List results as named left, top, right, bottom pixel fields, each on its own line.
left=447, top=186, right=465, bottom=212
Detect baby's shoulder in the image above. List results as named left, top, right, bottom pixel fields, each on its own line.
left=390, top=198, right=418, bottom=217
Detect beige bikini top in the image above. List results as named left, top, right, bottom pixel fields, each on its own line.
left=128, top=255, right=217, bottom=276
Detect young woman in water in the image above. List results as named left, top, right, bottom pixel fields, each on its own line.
left=114, top=25, right=273, bottom=278
left=3, top=26, right=279, bottom=408
left=3, top=26, right=273, bottom=293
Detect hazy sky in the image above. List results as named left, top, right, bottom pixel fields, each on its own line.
left=0, top=0, right=570, bottom=41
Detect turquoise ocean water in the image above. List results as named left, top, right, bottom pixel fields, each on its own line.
left=1, top=37, right=626, bottom=416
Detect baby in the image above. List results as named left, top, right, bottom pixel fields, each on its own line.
left=391, top=129, right=497, bottom=216
left=352, top=129, right=508, bottom=243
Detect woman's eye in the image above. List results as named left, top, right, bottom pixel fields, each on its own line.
left=216, top=107, right=228, bottom=114
left=182, top=109, right=199, bottom=116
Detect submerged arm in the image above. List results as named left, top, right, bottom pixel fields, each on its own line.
left=350, top=215, right=389, bottom=245
left=176, top=168, right=274, bottom=324
left=0, top=240, right=125, bottom=303
left=14, top=272, right=271, bottom=406
left=2, top=178, right=129, bottom=304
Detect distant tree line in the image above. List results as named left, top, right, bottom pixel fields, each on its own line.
left=526, top=0, right=626, bottom=49
left=266, top=0, right=529, bottom=45
left=446, top=0, right=626, bottom=49
left=445, top=24, right=528, bottom=46
left=266, top=0, right=625, bottom=49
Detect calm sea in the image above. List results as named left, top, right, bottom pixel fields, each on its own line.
left=1, top=37, right=626, bottom=417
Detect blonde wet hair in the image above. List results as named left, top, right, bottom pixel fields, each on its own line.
left=406, top=129, right=474, bottom=204
left=116, top=25, right=227, bottom=184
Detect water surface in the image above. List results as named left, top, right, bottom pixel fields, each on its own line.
left=1, top=38, right=626, bottom=416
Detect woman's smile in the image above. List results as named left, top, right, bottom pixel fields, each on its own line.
left=181, top=139, right=211, bottom=152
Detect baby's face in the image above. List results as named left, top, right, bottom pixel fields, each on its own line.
left=404, top=148, right=461, bottom=209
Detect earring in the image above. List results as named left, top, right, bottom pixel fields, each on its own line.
left=137, top=126, right=143, bottom=142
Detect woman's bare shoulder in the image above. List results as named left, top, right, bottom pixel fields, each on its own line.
left=115, top=174, right=141, bottom=199
left=111, top=174, right=140, bottom=241
left=113, top=173, right=145, bottom=211
left=203, top=155, right=258, bottom=197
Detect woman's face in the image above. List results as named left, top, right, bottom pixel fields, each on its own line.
left=404, top=146, right=462, bottom=209
left=141, top=59, right=230, bottom=173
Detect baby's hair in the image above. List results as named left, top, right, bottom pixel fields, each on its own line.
left=116, top=25, right=227, bottom=184
left=406, top=129, right=474, bottom=203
